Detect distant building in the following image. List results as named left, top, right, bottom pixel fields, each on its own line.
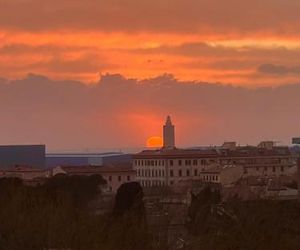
left=46, top=152, right=131, bottom=168
left=0, top=166, right=50, bottom=181
left=0, top=145, right=45, bottom=169
left=133, top=143, right=295, bottom=188
left=51, top=164, right=136, bottom=193
left=199, top=165, right=244, bottom=186
left=134, top=148, right=220, bottom=187
left=163, top=116, right=175, bottom=149
left=219, top=141, right=295, bottom=177
left=133, top=118, right=295, bottom=188
left=292, top=137, right=300, bottom=144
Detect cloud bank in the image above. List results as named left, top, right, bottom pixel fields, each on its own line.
left=1, top=1, right=300, bottom=85
left=0, top=73, right=299, bottom=151
left=1, top=0, right=300, bottom=36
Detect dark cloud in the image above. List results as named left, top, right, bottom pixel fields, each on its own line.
left=258, top=64, right=300, bottom=75
left=133, top=42, right=300, bottom=60
left=0, top=73, right=299, bottom=151
left=0, top=44, right=94, bottom=55
left=0, top=43, right=114, bottom=79
left=1, top=0, right=300, bottom=35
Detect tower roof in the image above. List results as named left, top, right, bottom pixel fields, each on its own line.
left=166, top=115, right=172, bottom=126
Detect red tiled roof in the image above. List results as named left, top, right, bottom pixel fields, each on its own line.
left=0, top=166, right=47, bottom=173
left=220, top=146, right=291, bottom=157
left=58, top=165, right=135, bottom=175
left=133, top=146, right=292, bottom=159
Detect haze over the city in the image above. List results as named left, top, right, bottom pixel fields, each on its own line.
left=1, top=73, right=300, bottom=151
left=1, top=0, right=300, bottom=151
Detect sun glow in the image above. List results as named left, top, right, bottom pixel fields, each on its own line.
left=146, top=136, right=163, bottom=148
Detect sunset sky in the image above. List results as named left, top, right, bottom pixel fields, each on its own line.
left=1, top=0, right=300, bottom=151
left=2, top=0, right=300, bottom=86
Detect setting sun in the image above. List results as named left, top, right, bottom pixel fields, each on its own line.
left=146, top=136, right=163, bottom=148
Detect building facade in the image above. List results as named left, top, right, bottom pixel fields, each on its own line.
left=133, top=144, right=295, bottom=188
left=133, top=148, right=220, bottom=187
left=218, top=141, right=295, bottom=177
left=0, top=166, right=50, bottom=180
left=52, top=165, right=136, bottom=193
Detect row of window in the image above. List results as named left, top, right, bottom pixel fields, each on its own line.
left=221, top=158, right=291, bottom=165
left=136, top=158, right=292, bottom=167
left=244, top=166, right=285, bottom=174
left=141, top=180, right=166, bottom=187
left=107, top=175, right=131, bottom=182
left=135, top=159, right=212, bottom=167
left=137, top=165, right=286, bottom=178
left=137, top=169, right=166, bottom=177
left=140, top=174, right=219, bottom=187
left=137, top=168, right=218, bottom=179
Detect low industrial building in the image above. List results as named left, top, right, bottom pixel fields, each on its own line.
left=0, top=145, right=45, bottom=169
left=46, top=152, right=131, bottom=168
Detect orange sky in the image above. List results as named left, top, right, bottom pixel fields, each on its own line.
left=1, top=0, right=300, bottom=87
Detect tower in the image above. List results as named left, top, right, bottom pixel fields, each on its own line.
left=163, top=115, right=175, bottom=149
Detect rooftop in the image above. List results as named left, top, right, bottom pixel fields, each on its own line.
left=134, top=145, right=292, bottom=158
left=57, top=164, right=135, bottom=175
left=134, top=148, right=219, bottom=159
left=47, top=152, right=127, bottom=158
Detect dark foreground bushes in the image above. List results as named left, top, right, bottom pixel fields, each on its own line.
left=0, top=178, right=299, bottom=250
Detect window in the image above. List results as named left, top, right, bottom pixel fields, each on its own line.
left=179, top=169, right=182, bottom=177
left=118, top=176, right=121, bottom=182
left=193, top=159, right=197, bottom=166
left=281, top=166, right=284, bottom=172
left=178, top=160, right=182, bottom=166
left=109, top=176, right=112, bottom=182
left=170, top=181, right=174, bottom=185
left=170, top=169, right=174, bottom=177
left=185, top=160, right=191, bottom=166
left=194, top=169, right=198, bottom=176
left=201, top=159, right=206, bottom=165
left=272, top=166, right=276, bottom=172
left=170, top=160, right=173, bottom=166
left=127, top=176, right=130, bottom=181
left=186, top=169, right=190, bottom=176
left=264, top=166, right=267, bottom=171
